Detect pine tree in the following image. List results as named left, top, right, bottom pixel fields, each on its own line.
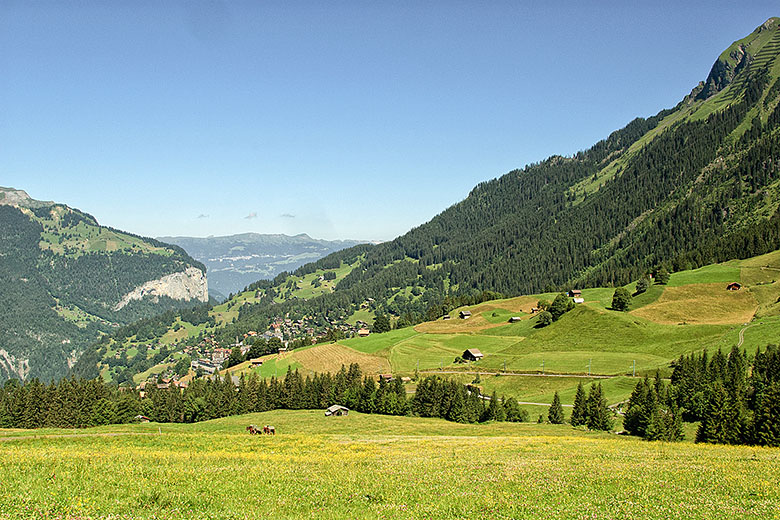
left=752, top=382, right=780, bottom=447
left=570, top=382, right=587, bottom=427
left=547, top=391, right=565, bottom=424
left=586, top=383, right=614, bottom=431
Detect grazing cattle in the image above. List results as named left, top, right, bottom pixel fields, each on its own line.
left=246, top=425, right=260, bottom=435
left=263, top=425, right=276, bottom=435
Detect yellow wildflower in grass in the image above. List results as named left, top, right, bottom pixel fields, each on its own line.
left=0, top=410, right=778, bottom=519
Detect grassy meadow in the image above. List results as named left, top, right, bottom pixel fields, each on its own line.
left=1, top=410, right=778, bottom=520
left=209, top=252, right=780, bottom=413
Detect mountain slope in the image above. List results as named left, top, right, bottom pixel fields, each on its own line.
left=219, top=18, right=780, bottom=330
left=0, top=188, right=208, bottom=382
left=158, top=233, right=366, bottom=300
left=75, top=18, right=780, bottom=381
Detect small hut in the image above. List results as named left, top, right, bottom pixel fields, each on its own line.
left=726, top=282, right=742, bottom=291
left=463, top=348, right=484, bottom=361
left=459, top=310, right=472, bottom=319
left=325, top=405, right=349, bottom=417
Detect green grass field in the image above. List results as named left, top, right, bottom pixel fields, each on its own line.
left=1, top=410, right=777, bottom=519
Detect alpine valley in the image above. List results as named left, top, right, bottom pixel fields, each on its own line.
left=71, top=18, right=780, bottom=390
left=3, top=15, right=780, bottom=520
left=158, top=233, right=367, bottom=301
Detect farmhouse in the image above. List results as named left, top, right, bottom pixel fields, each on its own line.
left=459, top=310, right=472, bottom=319
left=250, top=358, right=263, bottom=366
left=568, top=289, right=582, bottom=298
left=357, top=328, right=371, bottom=337
left=378, top=373, right=395, bottom=382
left=727, top=282, right=742, bottom=291
left=325, top=405, right=349, bottom=416
left=573, top=297, right=585, bottom=304
left=463, top=348, right=484, bottom=361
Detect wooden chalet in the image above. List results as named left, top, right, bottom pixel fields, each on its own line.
left=325, top=405, right=349, bottom=417
left=250, top=358, right=264, bottom=366
left=508, top=316, right=522, bottom=323
left=568, top=289, right=582, bottom=298
left=727, top=282, right=742, bottom=291
left=463, top=348, right=484, bottom=361
left=357, top=328, right=371, bottom=337
left=459, top=310, right=472, bottom=319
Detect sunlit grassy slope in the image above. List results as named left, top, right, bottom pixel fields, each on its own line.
left=1, top=410, right=777, bottom=519
left=226, top=253, right=780, bottom=409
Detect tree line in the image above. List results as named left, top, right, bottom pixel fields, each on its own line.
left=1, top=365, right=533, bottom=429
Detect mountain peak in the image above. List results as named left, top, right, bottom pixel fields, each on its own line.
left=694, top=17, right=780, bottom=101
left=0, top=187, right=53, bottom=208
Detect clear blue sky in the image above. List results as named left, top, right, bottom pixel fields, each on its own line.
left=2, top=2, right=777, bottom=241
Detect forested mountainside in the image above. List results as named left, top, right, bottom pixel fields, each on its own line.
left=214, top=18, right=780, bottom=334
left=0, top=188, right=207, bottom=383
left=159, top=233, right=366, bottom=301
left=75, top=18, right=780, bottom=382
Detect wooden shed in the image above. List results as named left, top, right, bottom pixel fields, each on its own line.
left=325, top=405, right=349, bottom=417
left=463, top=348, right=484, bottom=361
left=727, top=282, right=742, bottom=291
left=459, top=310, right=472, bottom=319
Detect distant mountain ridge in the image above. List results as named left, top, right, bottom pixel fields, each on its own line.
left=0, top=187, right=207, bottom=382
left=158, top=233, right=368, bottom=299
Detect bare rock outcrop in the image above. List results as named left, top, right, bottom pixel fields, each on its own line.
left=114, top=267, right=208, bottom=311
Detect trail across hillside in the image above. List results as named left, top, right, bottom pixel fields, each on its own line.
left=420, top=370, right=614, bottom=379
left=737, top=322, right=760, bottom=348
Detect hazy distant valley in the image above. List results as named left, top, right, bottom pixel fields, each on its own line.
left=158, top=233, right=368, bottom=300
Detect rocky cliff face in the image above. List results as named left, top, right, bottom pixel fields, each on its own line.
left=696, top=45, right=751, bottom=100
left=114, top=266, right=208, bottom=311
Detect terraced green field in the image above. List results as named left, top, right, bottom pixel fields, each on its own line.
left=227, top=254, right=780, bottom=409
left=1, top=410, right=777, bottom=519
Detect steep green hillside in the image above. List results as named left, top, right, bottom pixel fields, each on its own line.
left=197, top=18, right=780, bottom=340
left=0, top=188, right=207, bottom=382
left=75, top=18, right=780, bottom=389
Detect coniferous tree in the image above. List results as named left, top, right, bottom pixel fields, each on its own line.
left=548, top=391, right=565, bottom=424
left=586, top=383, right=613, bottom=431
left=570, top=382, right=587, bottom=427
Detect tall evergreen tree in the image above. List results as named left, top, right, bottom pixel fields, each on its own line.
left=570, top=382, right=587, bottom=427
left=548, top=391, right=565, bottom=424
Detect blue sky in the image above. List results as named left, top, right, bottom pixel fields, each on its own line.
left=2, top=2, right=777, bottom=241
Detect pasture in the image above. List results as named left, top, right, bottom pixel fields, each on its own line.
left=0, top=410, right=777, bottom=519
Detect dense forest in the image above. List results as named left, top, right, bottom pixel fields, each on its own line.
left=623, top=344, right=780, bottom=446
